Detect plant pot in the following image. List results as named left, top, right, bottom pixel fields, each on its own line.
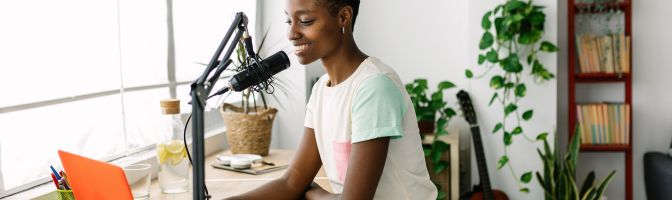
left=219, top=103, right=277, bottom=156
left=418, top=120, right=435, bottom=135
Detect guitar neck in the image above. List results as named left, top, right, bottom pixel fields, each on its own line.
left=471, top=125, right=494, bottom=199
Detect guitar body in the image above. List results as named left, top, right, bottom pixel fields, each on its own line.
left=470, top=190, right=510, bottom=200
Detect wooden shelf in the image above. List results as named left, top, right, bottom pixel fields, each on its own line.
left=575, top=73, right=629, bottom=83
left=580, top=144, right=630, bottom=152
left=574, top=2, right=629, bottom=14
left=569, top=0, right=633, bottom=199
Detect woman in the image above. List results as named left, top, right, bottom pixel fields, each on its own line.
left=227, top=0, right=437, bottom=199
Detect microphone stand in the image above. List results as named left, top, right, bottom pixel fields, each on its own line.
left=190, top=12, right=248, bottom=200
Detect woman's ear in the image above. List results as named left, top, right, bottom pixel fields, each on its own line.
left=338, top=5, right=353, bottom=29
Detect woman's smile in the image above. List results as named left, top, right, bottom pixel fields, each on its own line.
left=294, top=43, right=312, bottom=55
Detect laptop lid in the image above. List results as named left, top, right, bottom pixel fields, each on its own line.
left=58, top=150, right=133, bottom=200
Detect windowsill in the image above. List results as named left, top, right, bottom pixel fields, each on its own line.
left=7, top=128, right=228, bottom=200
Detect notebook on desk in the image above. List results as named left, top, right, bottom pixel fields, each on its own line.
left=211, top=162, right=288, bottom=175
left=58, top=150, right=133, bottom=200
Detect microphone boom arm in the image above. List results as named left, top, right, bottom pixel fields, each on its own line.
left=190, top=12, right=249, bottom=200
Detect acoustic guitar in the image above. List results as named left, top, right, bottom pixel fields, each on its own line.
left=456, top=90, right=509, bottom=200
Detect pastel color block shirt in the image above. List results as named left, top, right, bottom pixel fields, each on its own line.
left=304, top=57, right=438, bottom=199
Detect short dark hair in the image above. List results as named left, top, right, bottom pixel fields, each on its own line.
left=317, top=0, right=360, bottom=30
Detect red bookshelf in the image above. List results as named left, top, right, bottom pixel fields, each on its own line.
left=568, top=1, right=633, bottom=200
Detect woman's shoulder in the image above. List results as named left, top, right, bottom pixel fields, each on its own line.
left=356, top=57, right=404, bottom=88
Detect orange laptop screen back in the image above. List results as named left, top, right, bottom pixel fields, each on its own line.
left=58, top=150, right=133, bottom=200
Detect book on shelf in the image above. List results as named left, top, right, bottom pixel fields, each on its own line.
left=575, top=32, right=631, bottom=74
left=576, top=103, right=630, bottom=145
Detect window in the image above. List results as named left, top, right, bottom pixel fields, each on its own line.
left=0, top=0, right=256, bottom=197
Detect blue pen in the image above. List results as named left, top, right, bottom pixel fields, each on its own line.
left=50, top=165, right=62, bottom=180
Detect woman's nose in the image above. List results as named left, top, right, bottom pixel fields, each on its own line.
left=287, top=24, right=300, bottom=41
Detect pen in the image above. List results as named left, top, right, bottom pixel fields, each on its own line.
left=50, top=173, right=59, bottom=189
left=50, top=165, right=62, bottom=180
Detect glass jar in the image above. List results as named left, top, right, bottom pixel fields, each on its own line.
left=157, top=99, right=189, bottom=193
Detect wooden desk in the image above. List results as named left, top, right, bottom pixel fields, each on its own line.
left=150, top=149, right=330, bottom=199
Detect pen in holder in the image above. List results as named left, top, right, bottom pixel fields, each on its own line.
left=56, top=189, right=75, bottom=200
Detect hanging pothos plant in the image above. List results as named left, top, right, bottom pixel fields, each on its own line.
left=465, top=0, right=558, bottom=194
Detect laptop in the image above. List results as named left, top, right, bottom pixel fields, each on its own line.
left=58, top=150, right=133, bottom=200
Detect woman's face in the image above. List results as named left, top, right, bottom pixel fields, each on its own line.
left=286, top=0, right=343, bottom=65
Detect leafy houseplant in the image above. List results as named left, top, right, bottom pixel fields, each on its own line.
left=466, top=0, right=558, bottom=193
left=405, top=79, right=457, bottom=199
left=536, top=128, right=616, bottom=200
left=219, top=30, right=290, bottom=156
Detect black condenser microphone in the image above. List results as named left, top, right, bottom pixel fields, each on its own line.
left=209, top=51, right=290, bottom=97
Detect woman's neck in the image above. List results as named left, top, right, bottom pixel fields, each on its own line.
left=321, top=41, right=368, bottom=86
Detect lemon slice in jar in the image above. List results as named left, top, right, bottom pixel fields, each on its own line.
left=157, top=140, right=186, bottom=165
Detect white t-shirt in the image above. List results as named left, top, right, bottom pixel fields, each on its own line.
left=304, top=57, right=437, bottom=199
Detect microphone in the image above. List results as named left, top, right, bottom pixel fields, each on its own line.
left=210, top=50, right=290, bottom=97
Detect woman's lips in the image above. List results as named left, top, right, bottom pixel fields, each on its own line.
left=294, top=43, right=310, bottom=55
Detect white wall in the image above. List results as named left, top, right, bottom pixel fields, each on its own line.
left=556, top=1, right=672, bottom=199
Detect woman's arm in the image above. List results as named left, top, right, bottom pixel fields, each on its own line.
left=305, top=137, right=390, bottom=200
left=225, top=127, right=323, bottom=200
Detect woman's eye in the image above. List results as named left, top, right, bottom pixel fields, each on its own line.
left=300, top=20, right=314, bottom=25
left=285, top=20, right=292, bottom=25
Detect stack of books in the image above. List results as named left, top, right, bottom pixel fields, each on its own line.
left=575, top=33, right=631, bottom=74
left=576, top=103, right=630, bottom=145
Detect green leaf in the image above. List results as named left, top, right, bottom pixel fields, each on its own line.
left=536, top=132, right=548, bottom=141
left=415, top=79, right=428, bottom=89
left=405, top=84, right=413, bottom=93
left=423, top=148, right=431, bottom=157
left=437, top=191, right=447, bottom=200
left=431, top=91, right=443, bottom=102
left=443, top=108, right=456, bottom=118
left=489, top=92, right=498, bottom=106
left=529, top=10, right=546, bottom=26
left=505, top=82, right=515, bottom=89
left=504, top=132, right=513, bottom=146
left=519, top=30, right=542, bottom=44
left=479, top=32, right=494, bottom=50
left=437, top=81, right=456, bottom=90
left=492, top=122, right=503, bottom=133
left=498, top=155, right=509, bottom=169
left=540, top=41, right=559, bottom=52
left=512, top=126, right=523, bottom=135
left=482, top=11, right=492, bottom=29
left=431, top=150, right=443, bottom=164
left=522, top=110, right=534, bottom=121
left=486, top=49, right=498, bottom=63
left=502, top=54, right=523, bottom=73
left=435, top=161, right=449, bottom=174
left=489, top=75, right=504, bottom=89
left=521, top=171, right=533, bottom=183
left=520, top=188, right=530, bottom=193
left=505, top=0, right=526, bottom=12
left=511, top=14, right=524, bottom=22
left=527, top=53, right=535, bottom=65
left=504, top=103, right=518, bottom=116
left=436, top=118, right=448, bottom=132
left=465, top=69, right=474, bottom=78
left=515, top=83, right=527, bottom=97
left=494, top=5, right=503, bottom=14
left=478, top=54, right=486, bottom=65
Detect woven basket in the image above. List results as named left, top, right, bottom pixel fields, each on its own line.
left=219, top=103, right=277, bottom=156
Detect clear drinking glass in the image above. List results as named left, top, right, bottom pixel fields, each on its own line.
left=123, top=164, right=152, bottom=200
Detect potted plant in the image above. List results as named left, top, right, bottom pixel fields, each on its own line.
left=219, top=30, right=289, bottom=156
left=405, top=79, right=457, bottom=199
left=536, top=128, right=616, bottom=200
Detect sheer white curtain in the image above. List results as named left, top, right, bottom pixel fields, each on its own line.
left=0, top=0, right=256, bottom=197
